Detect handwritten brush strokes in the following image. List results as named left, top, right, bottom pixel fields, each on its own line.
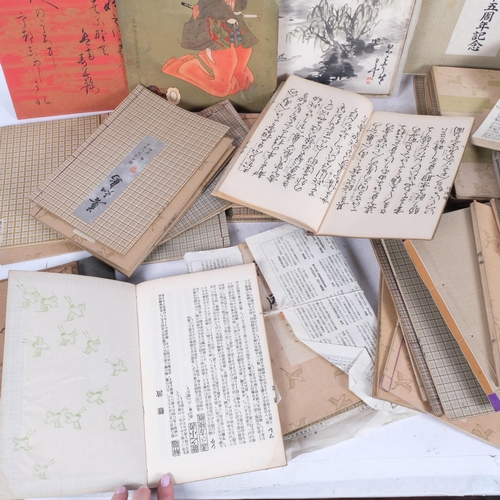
left=278, top=0, right=419, bottom=96
left=0, top=0, right=128, bottom=119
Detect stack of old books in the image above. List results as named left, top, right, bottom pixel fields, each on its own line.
left=4, top=0, right=500, bottom=496
left=372, top=199, right=500, bottom=446
left=0, top=89, right=258, bottom=275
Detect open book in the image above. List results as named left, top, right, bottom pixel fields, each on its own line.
left=213, top=75, right=474, bottom=240
left=0, top=265, right=284, bottom=499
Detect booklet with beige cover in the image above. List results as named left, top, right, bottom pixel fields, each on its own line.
left=371, top=240, right=443, bottom=417
left=213, top=75, right=474, bottom=240
left=381, top=237, right=493, bottom=420
left=0, top=264, right=284, bottom=499
left=375, top=279, right=500, bottom=450
left=0, top=116, right=106, bottom=265
left=470, top=201, right=500, bottom=385
left=405, top=208, right=500, bottom=411
left=30, top=85, right=233, bottom=277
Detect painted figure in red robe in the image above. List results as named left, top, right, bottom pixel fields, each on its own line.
left=162, top=0, right=258, bottom=97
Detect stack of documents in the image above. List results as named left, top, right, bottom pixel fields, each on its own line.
left=0, top=116, right=107, bottom=264
left=0, top=90, right=255, bottom=273
left=183, top=224, right=411, bottom=442
left=373, top=202, right=500, bottom=446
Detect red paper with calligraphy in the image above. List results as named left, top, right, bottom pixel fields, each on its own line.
left=0, top=0, right=129, bottom=119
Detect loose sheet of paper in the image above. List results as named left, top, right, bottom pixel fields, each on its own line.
left=245, top=225, right=383, bottom=409
left=184, top=247, right=243, bottom=273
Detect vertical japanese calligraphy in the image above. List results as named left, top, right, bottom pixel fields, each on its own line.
left=0, top=0, right=128, bottom=119
left=446, top=0, right=500, bottom=57
left=318, top=112, right=473, bottom=238
left=215, top=75, right=474, bottom=239
left=332, top=119, right=468, bottom=217
left=236, top=85, right=370, bottom=204
left=468, top=1, right=498, bottom=52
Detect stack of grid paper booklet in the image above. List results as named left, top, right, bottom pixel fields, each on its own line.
left=0, top=88, right=253, bottom=275
left=372, top=199, right=500, bottom=444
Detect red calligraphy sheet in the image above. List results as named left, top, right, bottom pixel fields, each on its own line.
left=0, top=0, right=128, bottom=119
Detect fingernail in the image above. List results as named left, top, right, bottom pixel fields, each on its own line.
left=135, top=486, right=151, bottom=498
left=160, top=474, right=171, bottom=487
left=115, top=486, right=127, bottom=495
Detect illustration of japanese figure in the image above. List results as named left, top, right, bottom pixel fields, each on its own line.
left=162, top=0, right=258, bottom=97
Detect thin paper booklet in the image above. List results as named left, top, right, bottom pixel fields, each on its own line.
left=213, top=75, right=474, bottom=240
left=405, top=208, right=500, bottom=410
left=0, top=265, right=285, bottom=499
left=30, top=86, right=233, bottom=277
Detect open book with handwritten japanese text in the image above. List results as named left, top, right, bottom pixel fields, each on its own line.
left=0, top=264, right=285, bottom=499
left=213, top=75, right=474, bottom=240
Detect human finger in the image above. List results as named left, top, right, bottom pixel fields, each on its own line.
left=132, top=486, right=151, bottom=500
left=157, top=474, right=174, bottom=500
left=112, top=486, right=128, bottom=500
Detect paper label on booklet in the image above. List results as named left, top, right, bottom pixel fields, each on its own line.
left=73, top=136, right=165, bottom=224
left=445, top=0, right=500, bottom=57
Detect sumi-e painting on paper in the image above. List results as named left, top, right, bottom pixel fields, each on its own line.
left=278, top=0, right=420, bottom=96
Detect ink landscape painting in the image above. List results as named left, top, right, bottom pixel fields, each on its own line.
left=278, top=0, right=420, bottom=96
